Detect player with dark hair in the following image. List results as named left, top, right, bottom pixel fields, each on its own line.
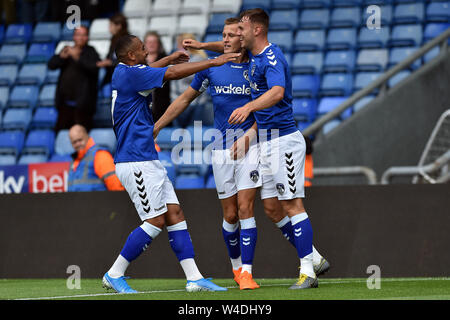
left=102, top=34, right=241, bottom=293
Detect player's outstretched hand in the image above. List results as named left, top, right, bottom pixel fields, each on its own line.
left=168, top=51, right=190, bottom=65
left=228, top=105, right=250, bottom=124
left=182, top=39, right=202, bottom=50
left=213, top=52, right=241, bottom=66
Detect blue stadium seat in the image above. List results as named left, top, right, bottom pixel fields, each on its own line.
left=45, top=68, right=60, bottom=84
left=4, top=24, right=32, bottom=44
left=353, top=95, right=375, bottom=113
left=292, top=74, right=321, bottom=98
left=206, top=13, right=231, bottom=33
left=18, top=153, right=48, bottom=164
left=323, top=50, right=356, bottom=73
left=353, top=71, right=382, bottom=92
left=0, top=64, right=18, bottom=86
left=388, top=70, right=411, bottom=88
left=89, top=128, right=117, bottom=154
left=0, top=44, right=27, bottom=64
left=205, top=173, right=215, bottom=189
left=389, top=24, right=423, bottom=47
left=2, top=108, right=32, bottom=130
left=362, top=4, right=393, bottom=27
left=298, top=9, right=330, bottom=29
left=426, top=2, right=450, bottom=23
left=0, top=25, right=4, bottom=45
left=356, top=49, right=389, bottom=71
left=240, top=0, right=271, bottom=12
left=333, top=0, right=363, bottom=7
left=158, top=150, right=176, bottom=184
left=302, top=0, right=331, bottom=8
left=25, top=42, right=55, bottom=63
left=0, top=154, right=16, bottom=165
left=320, top=73, right=354, bottom=96
left=362, top=0, right=392, bottom=5
left=30, top=107, right=58, bottom=129
left=317, top=97, right=352, bottom=120
left=358, top=27, right=390, bottom=49
left=393, top=3, right=425, bottom=24
left=0, top=130, right=25, bottom=156
left=294, top=29, right=325, bottom=51
left=326, top=28, right=357, bottom=50
left=23, top=129, right=55, bottom=156
left=271, top=0, right=301, bottom=10
left=388, top=47, right=421, bottom=70
left=0, top=86, right=9, bottom=109
left=322, top=119, right=342, bottom=135
left=330, top=7, right=361, bottom=28
left=423, top=46, right=441, bottom=63
left=32, top=22, right=61, bottom=43
left=292, top=98, right=317, bottom=122
left=269, top=10, right=299, bottom=31
left=423, top=23, right=450, bottom=43
left=268, top=31, right=293, bottom=53
left=49, top=153, right=72, bottom=162
left=8, top=85, right=39, bottom=109
left=17, top=63, right=47, bottom=86
left=93, top=101, right=112, bottom=128
left=38, top=84, right=57, bottom=107
left=54, top=129, right=74, bottom=155
left=175, top=174, right=205, bottom=189
left=291, top=52, right=323, bottom=74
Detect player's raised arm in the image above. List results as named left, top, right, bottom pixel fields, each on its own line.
left=163, top=52, right=239, bottom=81
left=149, top=51, right=189, bottom=68
left=153, top=87, right=201, bottom=139
left=228, top=86, right=285, bottom=124
left=183, top=38, right=224, bottom=53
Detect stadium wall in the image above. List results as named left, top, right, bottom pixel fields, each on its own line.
left=312, top=50, right=450, bottom=185
left=0, top=185, right=449, bottom=279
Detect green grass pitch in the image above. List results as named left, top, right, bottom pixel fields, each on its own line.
left=1, top=277, right=449, bottom=300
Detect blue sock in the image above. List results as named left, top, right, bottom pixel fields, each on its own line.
left=120, top=225, right=154, bottom=262
left=167, top=221, right=195, bottom=261
left=291, top=213, right=313, bottom=259
left=276, top=216, right=296, bottom=248
left=222, top=220, right=241, bottom=259
left=240, top=217, right=257, bottom=266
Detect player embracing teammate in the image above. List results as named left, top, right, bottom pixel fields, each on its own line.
left=155, top=9, right=330, bottom=290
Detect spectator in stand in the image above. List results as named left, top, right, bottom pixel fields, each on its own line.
left=170, top=33, right=208, bottom=127
left=144, top=31, right=172, bottom=123
left=97, top=12, right=130, bottom=88
left=68, top=124, right=124, bottom=192
left=48, top=25, right=100, bottom=133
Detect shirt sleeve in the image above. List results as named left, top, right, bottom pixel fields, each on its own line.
left=264, top=57, right=286, bottom=90
left=94, top=150, right=125, bottom=191
left=190, top=69, right=209, bottom=93
left=129, top=65, right=168, bottom=93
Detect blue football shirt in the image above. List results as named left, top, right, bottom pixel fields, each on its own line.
left=190, top=61, right=255, bottom=149
left=111, top=63, right=168, bottom=163
left=248, top=43, right=298, bottom=139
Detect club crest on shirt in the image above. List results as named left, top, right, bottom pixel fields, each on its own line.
left=251, top=63, right=256, bottom=76
left=250, top=170, right=259, bottom=183
left=243, top=69, right=249, bottom=81
left=276, top=183, right=285, bottom=195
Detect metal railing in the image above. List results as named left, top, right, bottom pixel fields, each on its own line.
left=314, top=166, right=378, bottom=185
left=303, top=27, right=450, bottom=137
left=381, top=150, right=450, bottom=184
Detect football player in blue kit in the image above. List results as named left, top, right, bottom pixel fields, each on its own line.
left=102, top=34, right=241, bottom=293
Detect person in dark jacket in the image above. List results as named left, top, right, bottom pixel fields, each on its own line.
left=48, top=25, right=100, bottom=133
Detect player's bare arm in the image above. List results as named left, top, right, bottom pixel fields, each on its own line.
left=230, top=121, right=258, bottom=160
left=183, top=39, right=224, bottom=53
left=153, top=87, right=201, bottom=139
left=163, top=52, right=240, bottom=81
left=149, top=51, right=189, bottom=68
left=228, top=86, right=285, bottom=124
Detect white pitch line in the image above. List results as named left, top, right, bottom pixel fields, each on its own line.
left=12, top=277, right=450, bottom=300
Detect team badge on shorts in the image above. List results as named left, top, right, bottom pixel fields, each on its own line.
left=249, top=170, right=260, bottom=183
left=276, top=183, right=285, bottom=195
